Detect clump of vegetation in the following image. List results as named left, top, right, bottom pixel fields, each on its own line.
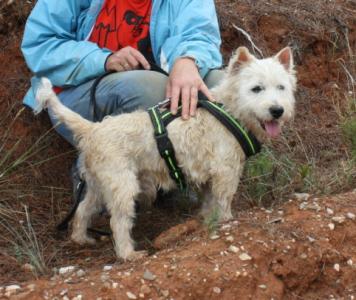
left=0, top=205, right=47, bottom=277
left=342, top=118, right=356, bottom=157
left=203, top=208, right=220, bottom=234
left=341, top=104, right=356, bottom=158
left=241, top=148, right=299, bottom=206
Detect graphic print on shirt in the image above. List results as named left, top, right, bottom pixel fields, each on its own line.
left=89, top=0, right=152, bottom=54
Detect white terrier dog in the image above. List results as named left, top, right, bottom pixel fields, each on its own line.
left=36, top=47, right=296, bottom=261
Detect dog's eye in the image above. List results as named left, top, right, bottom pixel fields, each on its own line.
left=277, top=85, right=285, bottom=91
left=251, top=86, right=264, bottom=93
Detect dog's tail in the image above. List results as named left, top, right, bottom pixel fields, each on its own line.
left=36, top=78, right=92, bottom=140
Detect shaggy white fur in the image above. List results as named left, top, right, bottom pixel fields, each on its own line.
left=36, top=47, right=297, bottom=261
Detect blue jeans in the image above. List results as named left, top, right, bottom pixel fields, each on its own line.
left=49, top=70, right=223, bottom=145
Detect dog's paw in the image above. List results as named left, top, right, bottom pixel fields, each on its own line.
left=218, top=211, right=233, bottom=222
left=125, top=250, right=148, bottom=261
left=71, top=233, right=96, bottom=245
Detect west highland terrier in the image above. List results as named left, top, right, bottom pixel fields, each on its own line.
left=36, top=47, right=297, bottom=260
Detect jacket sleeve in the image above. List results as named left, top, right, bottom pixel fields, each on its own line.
left=21, top=0, right=111, bottom=87
left=160, top=0, right=222, bottom=78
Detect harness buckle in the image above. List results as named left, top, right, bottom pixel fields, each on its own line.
left=153, top=98, right=171, bottom=109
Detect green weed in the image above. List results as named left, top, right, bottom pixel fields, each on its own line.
left=203, top=208, right=220, bottom=234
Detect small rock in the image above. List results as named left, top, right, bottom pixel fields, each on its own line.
left=347, top=259, right=353, bottom=266
left=22, top=263, right=35, bottom=272
left=161, top=290, right=169, bottom=297
left=27, top=284, right=36, bottom=292
left=60, top=288, right=68, bottom=296
left=346, top=212, right=355, bottom=220
left=236, top=271, right=241, bottom=277
left=143, top=269, right=156, bottom=281
left=209, top=234, right=220, bottom=240
left=213, top=287, right=221, bottom=294
left=226, top=236, right=234, bottom=242
left=300, top=253, right=308, bottom=259
left=103, top=265, right=113, bottom=271
left=228, top=245, right=239, bottom=254
left=332, top=216, right=345, bottom=224
left=221, top=224, right=232, bottom=230
left=326, top=208, right=334, bottom=215
left=334, top=264, right=340, bottom=272
left=307, top=236, right=316, bottom=243
left=5, top=285, right=21, bottom=296
left=112, top=282, right=119, bottom=289
left=126, top=291, right=137, bottom=299
left=59, top=266, right=76, bottom=276
left=294, top=193, right=310, bottom=201
left=328, top=223, right=335, bottom=230
left=139, top=293, right=145, bottom=299
left=258, top=284, right=267, bottom=289
left=76, top=269, right=86, bottom=277
left=239, top=253, right=252, bottom=261
left=72, top=295, right=83, bottom=300
left=140, top=284, right=151, bottom=294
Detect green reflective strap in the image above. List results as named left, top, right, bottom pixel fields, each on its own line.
left=164, top=150, right=185, bottom=189
left=205, top=101, right=256, bottom=154
left=165, top=150, right=178, bottom=173
left=149, top=107, right=163, bottom=134
left=161, top=105, right=183, bottom=120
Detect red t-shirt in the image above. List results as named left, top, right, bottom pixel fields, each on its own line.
left=89, top=0, right=152, bottom=55
left=54, top=0, right=152, bottom=93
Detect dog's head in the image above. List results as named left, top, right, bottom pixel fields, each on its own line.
left=220, top=46, right=297, bottom=141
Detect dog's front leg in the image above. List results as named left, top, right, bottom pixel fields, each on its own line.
left=208, top=168, right=241, bottom=222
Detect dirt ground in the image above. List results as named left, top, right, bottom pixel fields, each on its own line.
left=2, top=191, right=356, bottom=300
left=0, top=0, right=355, bottom=299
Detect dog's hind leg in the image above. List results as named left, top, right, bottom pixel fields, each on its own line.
left=137, top=173, right=157, bottom=208
left=105, top=171, right=147, bottom=261
left=71, top=186, right=100, bottom=245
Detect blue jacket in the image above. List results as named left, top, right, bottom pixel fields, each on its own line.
left=21, top=0, right=222, bottom=109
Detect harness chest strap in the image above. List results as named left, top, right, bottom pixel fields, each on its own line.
left=148, top=106, right=187, bottom=190
left=148, top=100, right=261, bottom=191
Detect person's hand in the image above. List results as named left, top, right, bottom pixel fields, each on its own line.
left=166, top=57, right=214, bottom=120
left=105, top=46, right=151, bottom=72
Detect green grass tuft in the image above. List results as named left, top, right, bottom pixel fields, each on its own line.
left=341, top=116, right=356, bottom=158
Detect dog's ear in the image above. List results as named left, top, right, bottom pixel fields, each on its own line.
left=275, top=47, right=294, bottom=72
left=227, top=47, right=254, bottom=74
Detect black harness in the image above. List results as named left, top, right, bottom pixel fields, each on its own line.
left=148, top=100, right=261, bottom=191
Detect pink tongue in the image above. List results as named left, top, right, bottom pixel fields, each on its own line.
left=264, top=120, right=281, bottom=138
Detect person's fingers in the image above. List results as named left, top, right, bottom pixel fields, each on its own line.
left=181, top=86, right=190, bottom=120
left=189, top=86, right=198, bottom=117
left=121, top=60, right=131, bottom=71
left=130, top=48, right=151, bottom=70
left=126, top=53, right=140, bottom=69
left=166, top=82, right=172, bottom=99
left=112, top=61, right=125, bottom=72
left=170, top=84, right=180, bottom=115
left=199, top=82, right=215, bottom=102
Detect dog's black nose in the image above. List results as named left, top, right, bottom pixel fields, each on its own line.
left=269, top=105, right=284, bottom=119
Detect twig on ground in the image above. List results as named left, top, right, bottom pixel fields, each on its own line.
left=232, top=23, right=264, bottom=58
